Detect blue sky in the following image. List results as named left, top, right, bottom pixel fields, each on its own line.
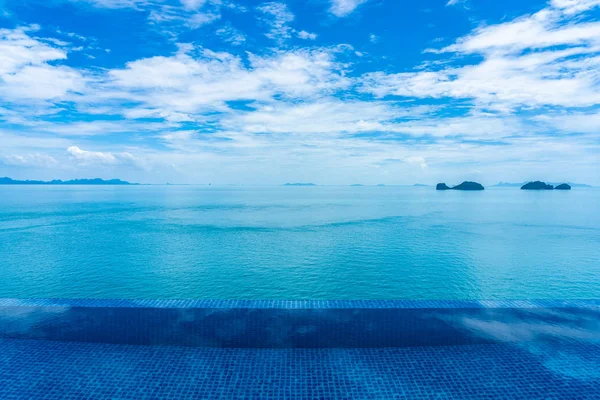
left=0, top=0, right=599, bottom=184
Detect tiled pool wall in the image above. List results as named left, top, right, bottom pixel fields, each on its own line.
left=0, top=299, right=598, bottom=348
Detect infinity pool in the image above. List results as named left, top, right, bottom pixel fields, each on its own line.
left=1, top=299, right=599, bottom=399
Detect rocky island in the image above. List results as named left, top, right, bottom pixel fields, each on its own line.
left=521, top=181, right=574, bottom=190
left=436, top=181, right=484, bottom=191
left=555, top=183, right=572, bottom=190
left=521, top=181, right=554, bottom=190
left=453, top=181, right=485, bottom=191
left=496, top=181, right=589, bottom=188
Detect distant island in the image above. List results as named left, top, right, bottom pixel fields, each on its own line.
left=350, top=184, right=365, bottom=187
left=376, top=184, right=386, bottom=187
left=413, top=184, right=429, bottom=187
left=521, top=181, right=571, bottom=190
left=436, top=181, right=485, bottom=191
left=555, top=183, right=572, bottom=190
left=521, top=181, right=554, bottom=190
left=0, top=177, right=137, bottom=185
left=495, top=181, right=591, bottom=188
left=283, top=183, right=317, bottom=187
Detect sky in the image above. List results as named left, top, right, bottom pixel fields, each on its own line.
left=0, top=0, right=599, bottom=185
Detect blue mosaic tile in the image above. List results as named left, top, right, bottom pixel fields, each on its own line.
left=0, top=338, right=599, bottom=399
left=0, top=298, right=599, bottom=309
left=1, top=299, right=599, bottom=398
left=1, top=299, right=599, bottom=348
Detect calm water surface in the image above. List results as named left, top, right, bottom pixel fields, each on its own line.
left=0, top=185, right=598, bottom=300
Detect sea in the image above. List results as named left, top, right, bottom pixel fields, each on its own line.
left=0, top=185, right=598, bottom=300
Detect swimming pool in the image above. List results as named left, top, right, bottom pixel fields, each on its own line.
left=1, top=299, right=599, bottom=399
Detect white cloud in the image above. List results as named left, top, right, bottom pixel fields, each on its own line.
left=42, top=38, right=71, bottom=47
left=440, top=9, right=600, bottom=54
left=0, top=26, right=66, bottom=75
left=0, top=153, right=58, bottom=168
left=446, top=0, right=466, bottom=6
left=3, top=65, right=85, bottom=100
left=216, top=23, right=246, bottom=45
left=404, top=156, right=428, bottom=169
left=41, top=121, right=178, bottom=136
left=360, top=1, right=600, bottom=110
left=329, top=0, right=368, bottom=17
left=70, top=0, right=223, bottom=31
left=369, top=33, right=378, bottom=43
left=222, top=99, right=401, bottom=135
left=105, top=46, right=350, bottom=114
left=297, top=30, right=317, bottom=40
left=180, top=0, right=207, bottom=10
left=187, top=11, right=221, bottom=27
left=551, top=0, right=600, bottom=14
left=146, top=3, right=221, bottom=28
left=74, top=0, right=148, bottom=9
left=533, top=111, right=600, bottom=134
left=67, top=146, right=139, bottom=166
left=0, top=27, right=86, bottom=102
left=257, top=2, right=295, bottom=43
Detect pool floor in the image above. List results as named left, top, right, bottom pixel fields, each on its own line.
left=1, top=338, right=599, bottom=399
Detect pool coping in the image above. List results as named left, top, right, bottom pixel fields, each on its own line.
left=1, top=298, right=599, bottom=309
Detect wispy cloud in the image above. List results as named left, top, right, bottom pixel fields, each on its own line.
left=104, top=46, right=351, bottom=115
left=0, top=26, right=86, bottom=103
left=329, top=0, right=369, bottom=17
left=180, top=0, right=207, bottom=10
left=216, top=23, right=246, bottom=45
left=67, top=146, right=140, bottom=166
left=551, top=0, right=600, bottom=14
left=257, top=2, right=295, bottom=43
left=361, top=1, right=600, bottom=111
left=73, top=0, right=149, bottom=9
left=297, top=30, right=317, bottom=40
left=446, top=0, right=467, bottom=7
left=0, top=153, right=58, bottom=168
left=72, top=0, right=224, bottom=31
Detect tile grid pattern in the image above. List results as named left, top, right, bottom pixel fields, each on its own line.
left=1, top=298, right=599, bottom=309
left=1, top=338, right=599, bottom=399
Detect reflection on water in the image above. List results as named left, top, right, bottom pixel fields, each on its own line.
left=1, top=300, right=598, bottom=348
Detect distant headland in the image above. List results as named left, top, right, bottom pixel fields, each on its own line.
left=0, top=177, right=137, bottom=185
left=436, top=181, right=485, bottom=191
left=283, top=183, right=317, bottom=187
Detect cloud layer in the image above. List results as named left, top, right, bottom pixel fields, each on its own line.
left=0, top=0, right=599, bottom=184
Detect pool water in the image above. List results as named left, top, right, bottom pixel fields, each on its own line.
left=0, top=299, right=598, bottom=399
left=2, top=339, right=599, bottom=400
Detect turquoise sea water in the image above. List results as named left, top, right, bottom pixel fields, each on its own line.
left=0, top=185, right=598, bottom=300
